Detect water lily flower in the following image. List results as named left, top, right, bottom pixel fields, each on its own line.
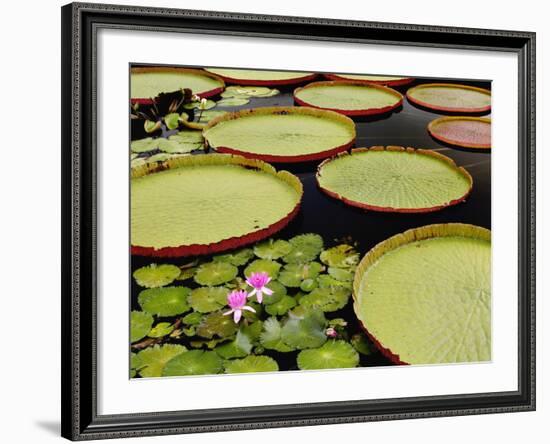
left=199, top=98, right=208, bottom=110
left=246, top=272, right=273, bottom=304
left=325, top=327, right=338, bottom=338
left=223, top=290, right=256, bottom=324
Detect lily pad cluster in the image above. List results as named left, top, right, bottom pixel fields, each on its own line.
left=130, top=233, right=376, bottom=378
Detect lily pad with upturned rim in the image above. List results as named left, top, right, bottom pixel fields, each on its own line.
left=133, top=263, right=181, bottom=288
left=428, top=116, right=491, bottom=149
left=224, top=355, right=279, bottom=374
left=204, top=68, right=316, bottom=86
left=297, top=340, right=359, bottom=370
left=131, top=154, right=303, bottom=257
left=294, top=81, right=403, bottom=116
left=316, top=146, right=473, bottom=213
left=406, top=83, right=491, bottom=114
left=162, top=350, right=223, bottom=376
left=324, top=73, right=414, bottom=87
left=203, top=107, right=356, bottom=163
left=138, top=286, right=191, bottom=317
left=353, top=223, right=491, bottom=365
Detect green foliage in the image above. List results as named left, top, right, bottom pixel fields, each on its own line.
left=320, top=244, right=359, bottom=268
left=244, top=259, right=282, bottom=279
left=138, top=286, right=191, bottom=317
left=212, top=248, right=254, bottom=266
left=224, top=355, right=279, bottom=374
left=254, top=239, right=293, bottom=260
left=350, top=333, right=372, bottom=356
left=280, top=309, right=327, bottom=350
left=196, top=311, right=238, bottom=339
left=297, top=340, right=359, bottom=370
left=283, top=234, right=324, bottom=264
left=130, top=311, right=154, bottom=343
left=148, top=322, right=174, bottom=338
left=265, top=295, right=297, bottom=316
left=299, top=287, right=350, bottom=312
left=194, top=262, right=238, bottom=286
left=163, top=350, right=223, bottom=376
left=134, top=344, right=186, bottom=377
left=188, top=286, right=228, bottom=313
left=133, top=263, right=181, bottom=288
left=215, top=330, right=253, bottom=359
left=278, top=262, right=324, bottom=287
left=260, top=317, right=295, bottom=352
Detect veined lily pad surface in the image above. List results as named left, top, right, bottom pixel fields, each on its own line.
left=130, top=67, right=225, bottom=104
left=204, top=68, right=316, bottom=86
left=294, top=81, right=403, bottom=116
left=325, top=73, right=414, bottom=87
left=353, top=223, right=491, bottom=365
left=203, top=107, right=356, bottom=163
left=131, top=154, right=303, bottom=257
left=316, top=146, right=473, bottom=213
left=428, top=116, right=491, bottom=149
left=406, top=83, right=491, bottom=113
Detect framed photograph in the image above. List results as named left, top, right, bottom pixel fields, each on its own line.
left=61, top=2, right=536, bottom=440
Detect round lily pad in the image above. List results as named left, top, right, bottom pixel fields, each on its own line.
left=350, top=333, right=373, bottom=356
left=148, top=322, right=175, bottom=338
left=325, top=73, right=414, bottom=87
left=244, top=259, right=282, bottom=280
left=130, top=311, right=154, bottom=343
left=138, top=286, right=191, bottom=317
left=194, top=262, right=238, bottom=286
left=316, top=146, right=473, bottom=213
left=133, top=264, right=181, bottom=288
left=260, top=317, right=295, bottom=352
left=216, top=98, right=250, bottom=107
left=134, top=344, right=187, bottom=378
left=203, top=107, right=356, bottom=163
left=297, top=340, right=359, bottom=370
left=353, top=223, right=491, bottom=365
left=299, top=286, right=350, bottom=312
left=253, top=239, right=292, bottom=260
left=428, top=116, right=491, bottom=149
left=195, top=110, right=228, bottom=124
left=204, top=68, right=316, bottom=86
left=131, top=67, right=225, bottom=104
left=183, top=99, right=217, bottom=110
left=264, top=295, right=297, bottom=316
left=278, top=262, right=324, bottom=287
left=327, top=267, right=354, bottom=282
left=280, top=309, right=327, bottom=350
left=131, top=137, right=158, bottom=153
left=260, top=280, right=286, bottom=305
left=188, top=286, right=229, bottom=313
left=224, top=355, right=279, bottom=374
left=317, top=274, right=352, bottom=291
left=196, top=311, right=238, bottom=339
left=212, top=248, right=254, bottom=266
left=283, top=234, right=324, bottom=264
left=320, top=244, right=359, bottom=268
left=162, top=350, right=223, bottom=376
left=215, top=330, right=253, bottom=359
left=406, top=83, right=491, bottom=113
left=294, top=81, right=403, bottom=116
left=131, top=154, right=303, bottom=257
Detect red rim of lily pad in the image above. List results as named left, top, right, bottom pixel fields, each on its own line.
left=316, top=146, right=473, bottom=213
left=131, top=154, right=303, bottom=257
left=293, top=80, right=403, bottom=116
left=130, top=67, right=225, bottom=105
left=203, top=106, right=356, bottom=163
left=203, top=68, right=318, bottom=86
left=324, top=73, right=414, bottom=87
left=406, top=83, right=491, bottom=113
left=428, top=116, right=491, bottom=149
left=352, top=223, right=491, bottom=365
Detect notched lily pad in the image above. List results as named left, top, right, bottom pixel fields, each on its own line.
left=134, top=344, right=187, bottom=377
left=130, top=311, right=154, bottom=343
left=215, top=330, right=253, bottom=359
left=133, top=264, right=181, bottom=288
left=224, top=355, right=279, bottom=374
left=253, top=239, right=293, bottom=260
left=196, top=311, right=238, bottom=339
left=299, top=286, right=350, bottom=312
left=216, top=98, right=250, bottom=107
left=194, top=262, right=239, bottom=286
left=280, top=308, right=327, bottom=350
left=131, top=137, right=158, bottom=153
left=297, top=340, right=359, bottom=370
left=181, top=311, right=203, bottom=326
left=212, top=248, right=254, bottom=266
left=265, top=295, right=297, bottom=316
left=260, top=317, right=295, bottom=352
left=327, top=267, right=354, bottom=282
left=262, top=280, right=286, bottom=305
left=162, top=350, right=223, bottom=376
left=138, top=286, right=191, bottom=317
left=283, top=234, right=324, bottom=264
left=244, top=259, right=282, bottom=280
left=278, top=262, right=324, bottom=287
left=188, top=286, right=229, bottom=313
left=320, top=244, right=359, bottom=268
left=148, top=322, right=175, bottom=338
left=350, top=333, right=373, bottom=356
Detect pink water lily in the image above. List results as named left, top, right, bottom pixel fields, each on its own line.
left=246, top=271, right=273, bottom=304
left=223, top=290, right=256, bottom=324
left=325, top=327, right=338, bottom=338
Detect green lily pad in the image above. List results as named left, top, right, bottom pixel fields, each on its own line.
left=196, top=311, right=238, bottom=339
left=317, top=274, right=352, bottom=291
left=283, top=234, right=324, bottom=264
left=212, top=248, right=254, bottom=266
left=194, top=262, right=238, bottom=286
left=278, top=261, right=324, bottom=287
left=183, top=99, right=216, bottom=110
left=148, top=322, right=175, bottom=338
left=224, top=355, right=279, bottom=374
left=262, top=280, right=286, bottom=305
left=138, top=286, right=191, bottom=317
left=146, top=153, right=177, bottom=163
left=188, top=286, right=229, bottom=313
left=204, top=68, right=313, bottom=87
left=130, top=311, right=154, bottom=343
left=260, top=317, right=295, bottom=352
left=350, top=333, right=372, bottom=356
left=195, top=110, right=228, bottom=123
left=130, top=352, right=138, bottom=378
left=320, top=244, right=359, bottom=268
left=164, top=112, right=181, bottom=130
left=215, top=330, right=253, bottom=359
left=133, top=264, right=181, bottom=288
left=216, top=97, right=250, bottom=107
left=181, top=311, right=203, bottom=326
left=253, top=239, right=293, bottom=260
left=134, top=344, right=187, bottom=377
left=265, top=295, right=297, bottom=316
left=131, top=158, right=147, bottom=168
left=300, top=278, right=318, bottom=292
left=131, top=137, right=158, bottom=153
left=162, top=350, right=223, bottom=376
left=241, top=320, right=264, bottom=344
left=327, top=267, right=354, bottom=282
left=299, top=286, right=350, bottom=312
left=144, top=120, right=161, bottom=133
left=244, top=259, right=282, bottom=280
left=176, top=267, right=196, bottom=281
left=280, top=309, right=327, bottom=350
left=158, top=137, right=201, bottom=154
left=189, top=337, right=228, bottom=349
left=297, top=340, right=359, bottom=370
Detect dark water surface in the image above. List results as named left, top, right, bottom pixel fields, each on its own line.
left=131, top=77, right=491, bottom=370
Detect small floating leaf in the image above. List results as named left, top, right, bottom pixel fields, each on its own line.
left=213, top=248, right=254, bottom=266
left=134, top=344, right=187, bottom=377
left=224, top=355, right=279, bottom=374
left=144, top=120, right=161, bottom=133
left=138, top=286, right=191, bottom=317
left=262, top=280, right=286, bottom=305
left=253, top=239, right=293, bottom=260
left=244, top=259, right=282, bottom=280
left=317, top=274, right=352, bottom=291
left=181, top=311, right=203, bottom=326
left=195, top=110, right=228, bottom=123
left=215, top=330, right=253, bottom=359
left=176, top=267, right=196, bottom=281
left=299, top=286, right=350, bottom=312
left=188, top=286, right=229, bottom=313
left=158, top=137, right=200, bottom=154
left=196, top=311, right=238, bottom=339
left=133, top=264, right=181, bottom=288
left=131, top=137, right=158, bottom=153
left=265, top=295, right=297, bottom=316
left=297, top=340, right=359, bottom=370
left=278, top=262, right=324, bottom=287
left=194, top=262, right=238, bottom=286
left=130, top=311, right=153, bottom=343
left=216, top=97, right=250, bottom=107
left=183, top=99, right=216, bottom=110
left=327, top=267, right=354, bottom=282
left=283, top=234, right=324, bottom=264
left=260, top=317, right=295, bottom=352
left=148, top=322, right=174, bottom=338
left=350, top=333, right=372, bottom=356
left=163, top=350, right=223, bottom=376
left=280, top=308, right=327, bottom=350
left=300, top=278, right=318, bottom=292
left=320, top=244, right=359, bottom=268
left=164, top=112, right=181, bottom=130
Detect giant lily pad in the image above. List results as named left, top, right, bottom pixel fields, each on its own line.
left=224, top=355, right=279, bottom=374
left=138, top=286, right=191, bottom=317
left=204, top=68, right=316, bottom=86
left=406, top=83, right=491, bottom=113
left=131, top=154, right=303, bottom=257
left=294, top=81, right=403, bottom=116
left=325, top=73, right=414, bottom=87
left=133, top=344, right=187, bottom=378
left=131, top=67, right=225, bottom=104
left=297, top=340, right=359, bottom=370
left=162, top=350, right=223, bottom=376
left=428, top=116, right=491, bottom=149
left=353, top=223, right=491, bottom=365
left=203, top=107, right=356, bottom=163
left=133, top=263, right=181, bottom=288
left=188, top=286, right=229, bottom=313
left=316, top=146, right=473, bottom=213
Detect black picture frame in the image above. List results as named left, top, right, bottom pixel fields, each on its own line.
left=61, top=2, right=536, bottom=440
